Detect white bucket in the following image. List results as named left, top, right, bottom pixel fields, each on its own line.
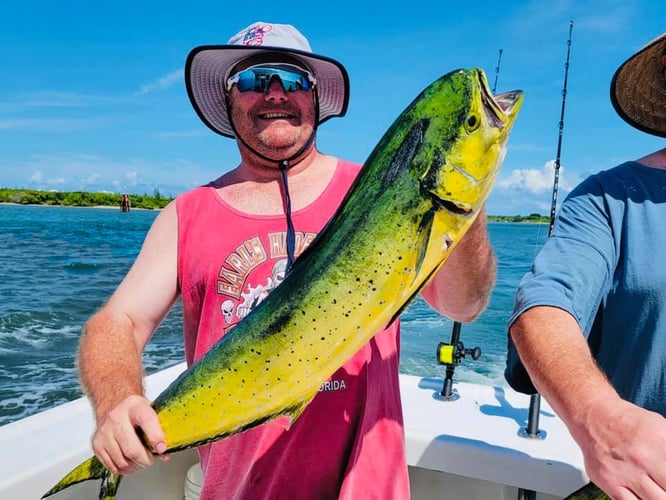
left=184, top=463, right=203, bottom=500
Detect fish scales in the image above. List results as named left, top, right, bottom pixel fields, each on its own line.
left=43, top=68, right=523, bottom=499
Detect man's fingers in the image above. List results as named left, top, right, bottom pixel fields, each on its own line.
left=131, top=402, right=167, bottom=455
left=91, top=395, right=165, bottom=474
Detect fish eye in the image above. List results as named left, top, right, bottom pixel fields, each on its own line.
left=465, top=114, right=480, bottom=132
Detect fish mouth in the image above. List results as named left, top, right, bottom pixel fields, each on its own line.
left=477, top=70, right=524, bottom=128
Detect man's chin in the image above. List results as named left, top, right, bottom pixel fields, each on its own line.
left=258, top=131, right=304, bottom=152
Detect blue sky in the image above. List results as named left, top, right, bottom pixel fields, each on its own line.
left=1, top=1, right=665, bottom=215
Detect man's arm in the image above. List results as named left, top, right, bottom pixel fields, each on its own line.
left=421, top=208, right=496, bottom=322
left=510, top=306, right=666, bottom=499
left=78, top=201, right=180, bottom=474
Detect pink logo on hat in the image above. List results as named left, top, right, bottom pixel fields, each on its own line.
left=242, top=24, right=273, bottom=46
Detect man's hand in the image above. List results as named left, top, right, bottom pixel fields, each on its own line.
left=91, top=395, right=168, bottom=475
left=577, top=399, right=666, bottom=499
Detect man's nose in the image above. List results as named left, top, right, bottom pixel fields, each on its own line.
left=264, top=77, right=288, bottom=99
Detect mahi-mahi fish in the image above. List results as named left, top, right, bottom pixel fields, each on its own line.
left=43, top=67, right=523, bottom=499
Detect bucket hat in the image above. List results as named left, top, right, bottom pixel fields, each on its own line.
left=185, top=21, right=350, bottom=138
left=610, top=31, right=666, bottom=138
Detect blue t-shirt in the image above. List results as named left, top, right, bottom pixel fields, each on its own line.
left=505, top=161, right=666, bottom=414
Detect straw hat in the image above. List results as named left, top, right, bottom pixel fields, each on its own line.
left=185, top=21, right=350, bottom=138
left=610, top=31, right=666, bottom=138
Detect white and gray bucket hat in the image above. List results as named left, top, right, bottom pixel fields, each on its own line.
left=185, top=21, right=350, bottom=138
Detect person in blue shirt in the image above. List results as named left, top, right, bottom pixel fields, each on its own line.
left=505, top=31, right=666, bottom=499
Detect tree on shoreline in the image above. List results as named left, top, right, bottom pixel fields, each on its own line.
left=0, top=188, right=172, bottom=210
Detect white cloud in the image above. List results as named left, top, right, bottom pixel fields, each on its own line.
left=0, top=118, right=95, bottom=131
left=80, top=173, right=100, bottom=186
left=125, top=171, right=139, bottom=185
left=135, top=70, right=182, bottom=96
left=45, top=177, right=66, bottom=186
left=498, top=160, right=576, bottom=195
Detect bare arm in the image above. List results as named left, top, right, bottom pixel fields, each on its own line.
left=421, top=208, right=496, bottom=322
left=510, top=306, right=666, bottom=499
left=78, top=200, right=180, bottom=473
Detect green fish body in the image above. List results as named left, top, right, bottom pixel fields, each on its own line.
left=44, top=68, right=523, bottom=499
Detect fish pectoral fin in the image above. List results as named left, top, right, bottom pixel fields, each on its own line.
left=42, top=456, right=121, bottom=499
left=386, top=209, right=449, bottom=328
left=413, top=208, right=435, bottom=283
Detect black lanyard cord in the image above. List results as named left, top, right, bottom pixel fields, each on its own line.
left=280, top=160, right=297, bottom=274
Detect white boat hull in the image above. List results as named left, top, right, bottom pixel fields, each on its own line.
left=0, top=363, right=587, bottom=499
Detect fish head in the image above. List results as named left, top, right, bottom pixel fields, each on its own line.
left=417, top=68, right=523, bottom=215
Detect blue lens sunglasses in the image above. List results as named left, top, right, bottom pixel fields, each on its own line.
left=226, top=64, right=316, bottom=93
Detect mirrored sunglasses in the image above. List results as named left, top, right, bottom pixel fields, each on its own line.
left=226, top=64, right=316, bottom=93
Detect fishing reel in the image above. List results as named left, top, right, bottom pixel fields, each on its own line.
left=436, top=341, right=481, bottom=367
left=435, top=322, right=481, bottom=401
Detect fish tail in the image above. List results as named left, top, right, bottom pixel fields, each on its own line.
left=42, top=455, right=122, bottom=499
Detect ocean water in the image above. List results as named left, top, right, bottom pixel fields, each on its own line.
left=0, top=204, right=548, bottom=427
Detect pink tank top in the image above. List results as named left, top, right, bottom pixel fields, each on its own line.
left=176, top=160, right=408, bottom=500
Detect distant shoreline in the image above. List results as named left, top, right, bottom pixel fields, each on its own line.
left=1, top=203, right=550, bottom=222
left=0, top=202, right=160, bottom=211
left=0, top=188, right=549, bottom=221
left=0, top=188, right=171, bottom=210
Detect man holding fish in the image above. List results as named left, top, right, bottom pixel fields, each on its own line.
left=64, top=21, right=520, bottom=499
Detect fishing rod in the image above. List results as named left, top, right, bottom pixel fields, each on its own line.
left=522, top=20, right=574, bottom=442
left=436, top=48, right=505, bottom=400
left=493, top=48, right=504, bottom=93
